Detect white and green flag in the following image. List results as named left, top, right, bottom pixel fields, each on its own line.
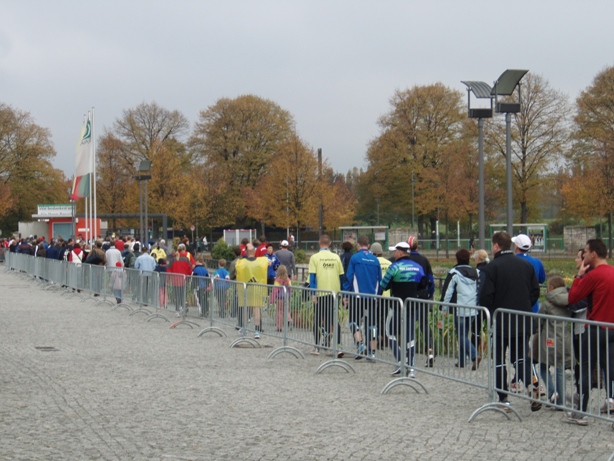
left=70, top=116, right=92, bottom=200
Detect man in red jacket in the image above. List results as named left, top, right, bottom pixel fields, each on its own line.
left=567, top=238, right=614, bottom=425
left=168, top=243, right=194, bottom=317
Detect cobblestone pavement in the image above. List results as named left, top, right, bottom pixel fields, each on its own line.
left=1, top=268, right=613, bottom=461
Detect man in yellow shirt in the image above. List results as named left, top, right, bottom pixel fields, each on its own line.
left=236, top=244, right=269, bottom=339
left=309, top=234, right=344, bottom=357
left=150, top=241, right=167, bottom=263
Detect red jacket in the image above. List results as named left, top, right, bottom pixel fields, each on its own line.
left=569, top=263, right=614, bottom=327
left=256, top=243, right=267, bottom=257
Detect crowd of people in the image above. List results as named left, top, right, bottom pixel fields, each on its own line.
left=5, top=230, right=614, bottom=426
left=310, top=230, right=614, bottom=427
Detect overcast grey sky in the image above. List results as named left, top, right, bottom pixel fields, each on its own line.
left=2, top=0, right=613, bottom=178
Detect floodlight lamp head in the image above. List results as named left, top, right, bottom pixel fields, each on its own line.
left=461, top=81, right=493, bottom=99
left=461, top=81, right=494, bottom=118
left=491, top=69, right=529, bottom=97
left=137, top=160, right=152, bottom=172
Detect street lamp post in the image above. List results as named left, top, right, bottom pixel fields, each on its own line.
left=462, top=69, right=528, bottom=242
left=411, top=171, right=415, bottom=230
left=460, top=81, right=493, bottom=250
left=134, top=160, right=152, bottom=243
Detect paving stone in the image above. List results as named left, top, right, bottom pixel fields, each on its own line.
left=1, top=267, right=614, bottom=460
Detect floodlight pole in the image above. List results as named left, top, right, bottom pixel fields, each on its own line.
left=477, top=118, right=485, bottom=249
left=411, top=171, right=415, bottom=230
left=144, top=179, right=149, bottom=243
left=318, top=148, right=323, bottom=238
left=505, top=112, right=513, bottom=235
left=461, top=81, right=493, bottom=250
left=139, top=180, right=143, bottom=242
left=463, top=70, right=527, bottom=245
left=135, top=160, right=152, bottom=244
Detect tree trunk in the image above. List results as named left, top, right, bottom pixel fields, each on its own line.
left=444, top=211, right=449, bottom=259
left=609, top=211, right=613, bottom=259
left=521, top=201, right=528, bottom=224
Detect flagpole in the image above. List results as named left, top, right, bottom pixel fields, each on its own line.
left=84, top=192, right=88, bottom=243
left=92, top=107, right=100, bottom=237
left=82, top=113, right=88, bottom=244
left=92, top=107, right=97, bottom=241
left=87, top=111, right=92, bottom=244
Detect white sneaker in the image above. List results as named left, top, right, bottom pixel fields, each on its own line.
left=564, top=411, right=590, bottom=426
left=254, top=331, right=260, bottom=339
left=600, top=398, right=614, bottom=414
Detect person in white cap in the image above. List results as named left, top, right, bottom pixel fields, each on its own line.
left=275, top=240, right=296, bottom=280
left=380, top=241, right=430, bottom=377
left=512, top=233, right=546, bottom=313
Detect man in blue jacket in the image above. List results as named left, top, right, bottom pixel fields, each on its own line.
left=343, top=235, right=381, bottom=361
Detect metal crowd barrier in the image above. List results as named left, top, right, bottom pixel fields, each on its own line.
left=230, top=280, right=278, bottom=347
left=7, top=252, right=614, bottom=429
left=45, top=258, right=67, bottom=289
left=409, top=298, right=491, bottom=390
left=471, top=308, right=614, bottom=426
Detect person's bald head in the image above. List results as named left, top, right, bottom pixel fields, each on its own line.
left=246, top=243, right=255, bottom=256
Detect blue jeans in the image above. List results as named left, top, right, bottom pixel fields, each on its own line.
left=539, top=363, right=565, bottom=405
left=455, top=315, right=478, bottom=366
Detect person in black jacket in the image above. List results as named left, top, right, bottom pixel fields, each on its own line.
left=479, top=231, right=540, bottom=407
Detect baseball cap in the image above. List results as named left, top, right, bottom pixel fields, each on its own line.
left=407, top=235, right=418, bottom=250
left=389, top=242, right=410, bottom=252
left=512, top=234, right=532, bottom=251
left=370, top=242, right=383, bottom=254
left=281, top=240, right=289, bottom=247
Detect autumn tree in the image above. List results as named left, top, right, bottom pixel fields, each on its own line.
left=486, top=73, right=570, bottom=223
left=96, top=132, right=133, bottom=229
left=189, top=95, right=295, bottom=226
left=321, top=169, right=356, bottom=229
left=565, top=65, right=614, bottom=253
left=0, top=103, right=66, bottom=231
left=245, top=135, right=319, bottom=239
left=113, top=101, right=190, bottom=167
left=358, top=83, right=466, bottom=235
left=96, top=102, right=192, bottom=231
